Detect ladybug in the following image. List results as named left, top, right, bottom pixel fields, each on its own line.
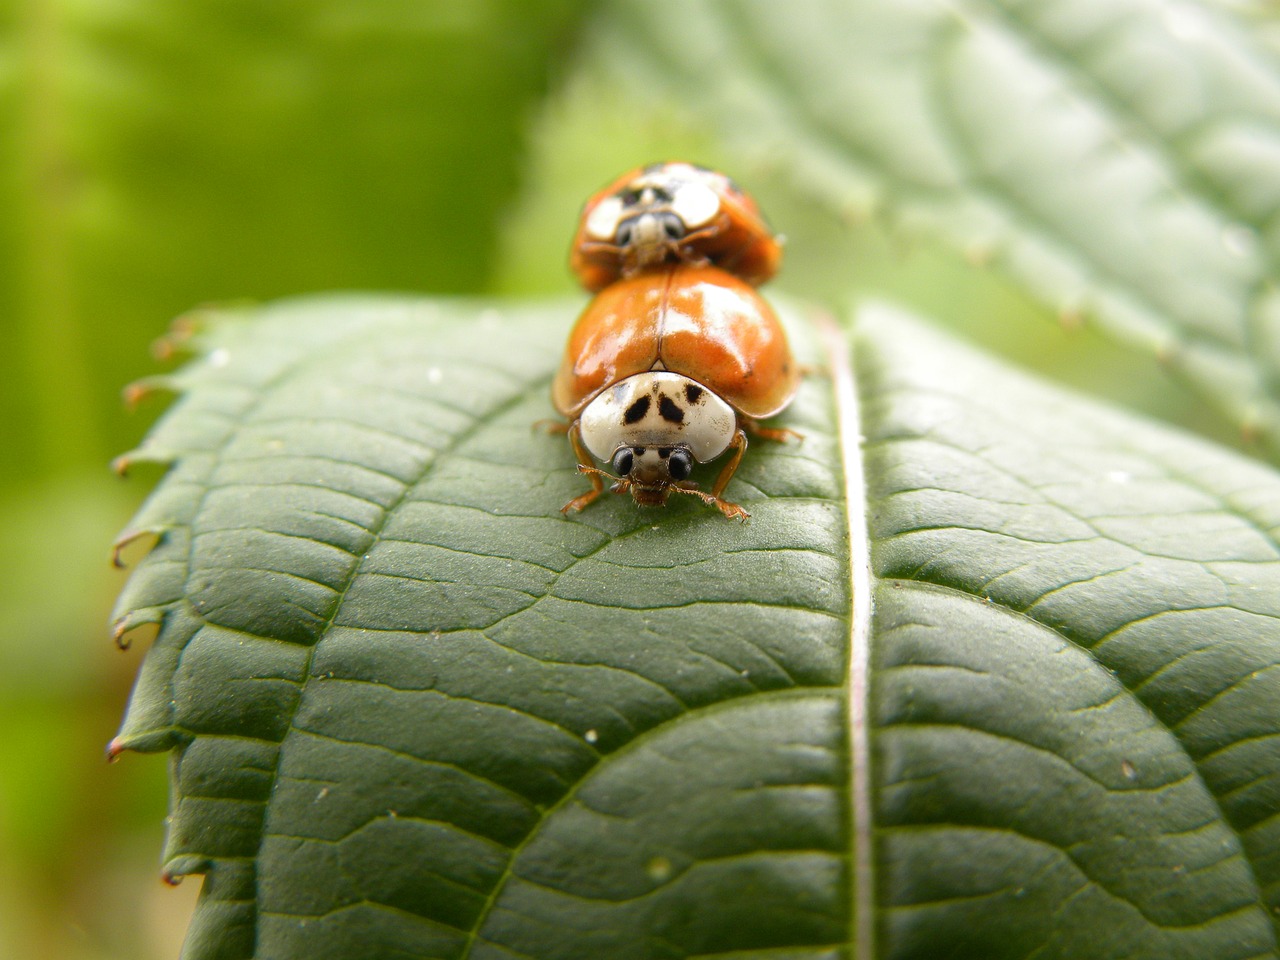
left=552, top=264, right=800, bottom=521
left=569, top=162, right=782, bottom=293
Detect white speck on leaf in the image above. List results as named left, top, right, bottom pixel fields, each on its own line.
left=646, top=856, right=673, bottom=883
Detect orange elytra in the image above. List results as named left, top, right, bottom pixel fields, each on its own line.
left=569, top=162, right=782, bottom=293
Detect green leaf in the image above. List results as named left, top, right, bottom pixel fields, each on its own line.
left=113, top=295, right=1279, bottom=958
left=587, top=0, right=1280, bottom=454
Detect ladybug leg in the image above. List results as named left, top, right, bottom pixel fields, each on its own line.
left=710, top=429, right=747, bottom=499
left=744, top=419, right=803, bottom=445
left=534, top=418, right=570, bottom=435
left=682, top=428, right=750, bottom=521
left=561, top=422, right=607, bottom=514
left=671, top=483, right=750, bottom=522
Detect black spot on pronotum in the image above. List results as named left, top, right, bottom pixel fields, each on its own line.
left=624, top=396, right=651, bottom=424
left=658, top=396, right=685, bottom=424
left=684, top=384, right=704, bottom=404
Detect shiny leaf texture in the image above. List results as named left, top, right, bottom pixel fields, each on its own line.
left=113, top=296, right=1280, bottom=958
left=589, top=0, right=1280, bottom=455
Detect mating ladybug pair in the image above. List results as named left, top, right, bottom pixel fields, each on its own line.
left=551, top=162, right=799, bottom=521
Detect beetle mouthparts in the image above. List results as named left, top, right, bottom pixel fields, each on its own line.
left=629, top=483, right=672, bottom=507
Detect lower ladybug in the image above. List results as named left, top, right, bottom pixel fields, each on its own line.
left=551, top=264, right=800, bottom=521
left=570, top=162, right=782, bottom=293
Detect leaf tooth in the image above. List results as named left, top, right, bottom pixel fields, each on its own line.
left=151, top=304, right=236, bottom=361
left=161, top=854, right=212, bottom=886
left=963, top=240, right=999, bottom=268
left=111, top=526, right=164, bottom=569
left=111, top=605, right=165, bottom=650
left=1153, top=337, right=1181, bottom=367
left=1057, top=301, right=1089, bottom=332
left=122, top=375, right=180, bottom=412
left=110, top=444, right=177, bottom=477
left=110, top=725, right=183, bottom=756
left=1239, top=408, right=1262, bottom=446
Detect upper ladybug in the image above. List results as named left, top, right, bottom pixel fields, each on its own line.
left=569, top=162, right=782, bottom=292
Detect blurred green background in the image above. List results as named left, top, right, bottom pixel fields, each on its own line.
left=0, top=2, right=1236, bottom=957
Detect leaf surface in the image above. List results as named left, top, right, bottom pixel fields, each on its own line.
left=114, top=296, right=1280, bottom=958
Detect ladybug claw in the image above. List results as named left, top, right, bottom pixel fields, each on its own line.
left=561, top=491, right=600, bottom=514
left=669, top=482, right=750, bottom=521
left=719, top=502, right=750, bottom=522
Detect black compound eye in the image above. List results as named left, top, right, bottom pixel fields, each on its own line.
left=668, top=449, right=693, bottom=481
left=658, top=212, right=685, bottom=240
left=615, top=219, right=634, bottom=246
left=612, top=448, right=635, bottom=476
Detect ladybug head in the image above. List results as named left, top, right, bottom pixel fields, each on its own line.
left=582, top=167, right=723, bottom=258
left=578, top=372, right=737, bottom=505
left=609, top=445, right=695, bottom=503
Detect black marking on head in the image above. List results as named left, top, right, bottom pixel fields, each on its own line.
left=624, top=396, right=651, bottom=424
left=658, top=447, right=673, bottom=459
left=684, top=384, right=704, bottom=404
left=633, top=447, right=646, bottom=455
left=658, top=396, right=685, bottom=424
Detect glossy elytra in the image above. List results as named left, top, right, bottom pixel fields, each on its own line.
left=552, top=263, right=800, bottom=521
left=569, top=162, right=782, bottom=293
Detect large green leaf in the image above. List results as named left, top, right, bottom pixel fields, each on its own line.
left=113, top=295, right=1279, bottom=958
left=587, top=0, right=1280, bottom=455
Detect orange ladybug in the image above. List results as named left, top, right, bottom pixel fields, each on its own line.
left=569, top=162, right=782, bottom=293
left=552, top=264, right=799, bottom=521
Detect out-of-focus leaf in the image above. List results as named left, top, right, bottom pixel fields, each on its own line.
left=112, top=295, right=1278, bottom=957
left=0, top=0, right=586, bottom=481
left=588, top=0, right=1280, bottom=456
